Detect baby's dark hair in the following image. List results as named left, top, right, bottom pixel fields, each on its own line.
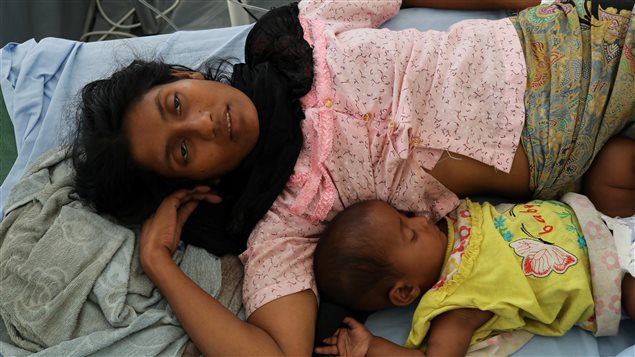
left=313, top=200, right=399, bottom=312
left=69, top=58, right=234, bottom=223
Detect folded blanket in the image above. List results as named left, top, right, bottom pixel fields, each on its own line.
left=0, top=147, right=243, bottom=356
left=561, top=192, right=622, bottom=336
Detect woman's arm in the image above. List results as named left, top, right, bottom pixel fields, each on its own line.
left=402, top=0, right=540, bottom=10
left=139, top=187, right=316, bottom=356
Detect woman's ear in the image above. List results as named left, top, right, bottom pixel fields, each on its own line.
left=388, top=281, right=421, bottom=307
left=169, top=69, right=204, bottom=80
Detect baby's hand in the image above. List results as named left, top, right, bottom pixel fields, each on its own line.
left=314, top=317, right=373, bottom=357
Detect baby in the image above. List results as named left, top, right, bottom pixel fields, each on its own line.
left=313, top=198, right=635, bottom=357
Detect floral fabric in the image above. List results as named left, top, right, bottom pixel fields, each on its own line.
left=513, top=0, right=635, bottom=199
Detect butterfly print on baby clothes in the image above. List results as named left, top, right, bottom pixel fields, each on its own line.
left=510, top=238, right=578, bottom=278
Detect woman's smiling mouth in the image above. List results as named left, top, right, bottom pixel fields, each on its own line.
left=225, top=108, right=233, bottom=140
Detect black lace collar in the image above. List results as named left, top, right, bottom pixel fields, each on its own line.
left=180, top=3, right=313, bottom=255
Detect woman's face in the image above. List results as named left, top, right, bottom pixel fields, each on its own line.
left=124, top=72, right=259, bottom=180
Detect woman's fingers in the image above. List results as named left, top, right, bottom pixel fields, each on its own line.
left=192, top=185, right=211, bottom=192
left=191, top=185, right=222, bottom=203
left=203, top=192, right=222, bottom=204
left=156, top=187, right=216, bottom=207
left=189, top=192, right=222, bottom=204
left=168, top=187, right=222, bottom=230
left=157, top=188, right=196, bottom=212
left=176, top=200, right=200, bottom=227
left=145, top=186, right=221, bottom=239
left=176, top=186, right=222, bottom=204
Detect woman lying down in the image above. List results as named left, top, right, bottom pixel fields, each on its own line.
left=69, top=0, right=635, bottom=355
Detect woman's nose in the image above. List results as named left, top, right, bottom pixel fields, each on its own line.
left=183, top=111, right=217, bottom=140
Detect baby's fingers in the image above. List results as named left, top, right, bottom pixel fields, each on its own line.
left=314, top=345, right=339, bottom=356
left=342, top=317, right=363, bottom=329
left=322, top=336, right=338, bottom=345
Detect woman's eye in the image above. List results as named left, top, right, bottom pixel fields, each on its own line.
left=180, top=141, right=188, bottom=162
left=174, top=94, right=182, bottom=115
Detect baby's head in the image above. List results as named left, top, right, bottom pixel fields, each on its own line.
left=313, top=200, right=448, bottom=313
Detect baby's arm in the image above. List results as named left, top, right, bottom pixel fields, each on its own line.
left=315, top=317, right=424, bottom=357
left=426, top=308, right=494, bottom=357
left=315, top=308, right=492, bottom=357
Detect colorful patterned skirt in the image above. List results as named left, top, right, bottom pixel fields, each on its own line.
left=511, top=0, right=635, bottom=199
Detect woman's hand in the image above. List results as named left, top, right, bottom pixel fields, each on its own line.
left=315, top=317, right=373, bottom=357
left=139, top=186, right=221, bottom=273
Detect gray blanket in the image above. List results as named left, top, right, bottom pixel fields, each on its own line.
left=0, top=147, right=243, bottom=356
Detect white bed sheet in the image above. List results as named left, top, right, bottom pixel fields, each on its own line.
left=1, top=6, right=633, bottom=356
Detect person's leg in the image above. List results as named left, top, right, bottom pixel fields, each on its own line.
left=583, top=137, right=635, bottom=217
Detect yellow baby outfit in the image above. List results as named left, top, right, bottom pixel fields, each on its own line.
left=405, top=199, right=595, bottom=350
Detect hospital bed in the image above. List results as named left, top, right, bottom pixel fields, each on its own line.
left=1, top=4, right=634, bottom=357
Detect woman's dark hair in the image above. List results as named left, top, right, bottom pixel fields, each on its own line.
left=69, top=58, right=234, bottom=224
left=314, top=200, right=399, bottom=312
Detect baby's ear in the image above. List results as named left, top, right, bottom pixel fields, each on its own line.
left=388, top=281, right=420, bottom=307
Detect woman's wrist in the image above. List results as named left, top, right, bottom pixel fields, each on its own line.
left=140, top=246, right=176, bottom=281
